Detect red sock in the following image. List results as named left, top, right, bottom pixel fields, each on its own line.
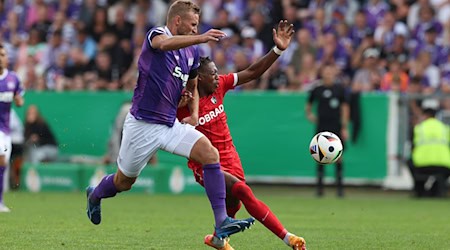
left=227, top=202, right=242, bottom=218
left=231, top=181, right=287, bottom=239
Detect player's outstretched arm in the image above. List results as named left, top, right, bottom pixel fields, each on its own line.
left=236, top=20, right=294, bottom=86
left=152, top=29, right=226, bottom=51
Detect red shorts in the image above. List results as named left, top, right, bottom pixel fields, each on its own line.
left=188, top=149, right=245, bottom=186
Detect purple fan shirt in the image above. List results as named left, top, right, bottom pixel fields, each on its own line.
left=130, top=26, right=200, bottom=127
left=0, top=70, right=23, bottom=134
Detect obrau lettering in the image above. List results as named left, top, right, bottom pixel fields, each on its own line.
left=198, top=104, right=224, bottom=125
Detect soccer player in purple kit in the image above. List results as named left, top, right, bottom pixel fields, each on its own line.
left=85, top=0, right=254, bottom=241
left=0, top=44, right=24, bottom=212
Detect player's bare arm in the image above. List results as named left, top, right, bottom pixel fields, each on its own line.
left=340, top=102, right=350, bottom=140
left=14, top=94, right=24, bottom=107
left=305, top=102, right=317, bottom=123
left=151, top=29, right=226, bottom=51
left=181, top=78, right=199, bottom=126
left=236, top=20, right=294, bottom=86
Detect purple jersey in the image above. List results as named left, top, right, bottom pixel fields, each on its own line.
left=0, top=70, right=23, bottom=134
left=130, top=26, right=200, bottom=127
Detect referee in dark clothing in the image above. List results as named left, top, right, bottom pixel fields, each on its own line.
left=305, top=63, right=350, bottom=197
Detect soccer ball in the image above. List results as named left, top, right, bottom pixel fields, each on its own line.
left=309, top=131, right=343, bottom=165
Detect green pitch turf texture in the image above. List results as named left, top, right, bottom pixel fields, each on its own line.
left=1, top=186, right=449, bottom=250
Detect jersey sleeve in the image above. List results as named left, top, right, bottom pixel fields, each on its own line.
left=307, top=87, right=316, bottom=104
left=147, top=27, right=166, bottom=48
left=218, top=73, right=238, bottom=94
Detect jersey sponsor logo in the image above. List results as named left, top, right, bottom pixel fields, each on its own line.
left=0, top=92, right=14, bottom=102
left=172, top=66, right=189, bottom=87
left=7, top=81, right=15, bottom=90
left=198, top=104, right=224, bottom=125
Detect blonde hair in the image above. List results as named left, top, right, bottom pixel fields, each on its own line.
left=167, top=0, right=200, bottom=23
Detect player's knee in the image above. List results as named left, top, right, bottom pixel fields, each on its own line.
left=199, top=145, right=219, bottom=164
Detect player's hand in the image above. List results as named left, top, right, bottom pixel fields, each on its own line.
left=272, top=20, right=294, bottom=51
left=200, top=29, right=227, bottom=43
left=307, top=113, right=317, bottom=124
left=181, top=115, right=199, bottom=126
left=178, top=90, right=193, bottom=108
left=341, top=127, right=349, bottom=141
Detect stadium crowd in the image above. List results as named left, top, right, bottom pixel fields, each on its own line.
left=0, top=0, right=449, bottom=94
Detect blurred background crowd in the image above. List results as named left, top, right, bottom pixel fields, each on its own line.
left=0, top=0, right=449, bottom=94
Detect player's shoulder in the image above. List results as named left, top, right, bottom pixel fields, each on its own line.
left=3, top=70, right=19, bottom=81
left=149, top=26, right=167, bottom=34
left=219, top=73, right=237, bottom=85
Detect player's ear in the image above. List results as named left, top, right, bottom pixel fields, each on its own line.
left=174, top=15, right=182, bottom=26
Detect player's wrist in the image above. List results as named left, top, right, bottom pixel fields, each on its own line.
left=273, top=46, right=284, bottom=56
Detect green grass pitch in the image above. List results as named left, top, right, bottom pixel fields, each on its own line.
left=1, top=186, right=449, bottom=249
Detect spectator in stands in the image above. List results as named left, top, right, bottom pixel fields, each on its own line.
left=78, top=0, right=97, bottom=27
left=411, top=51, right=440, bottom=92
left=29, top=2, right=53, bottom=42
left=42, top=30, right=69, bottom=71
left=408, top=99, right=450, bottom=197
left=48, top=11, right=76, bottom=45
left=316, top=32, right=349, bottom=73
left=380, top=55, right=409, bottom=93
left=291, top=52, right=319, bottom=91
left=381, top=33, right=409, bottom=71
left=286, top=28, right=317, bottom=88
left=352, top=48, right=385, bottom=92
left=73, top=26, right=96, bottom=64
left=87, top=7, right=110, bottom=43
left=441, top=54, right=450, bottom=93
left=305, top=63, right=349, bottom=197
left=15, top=27, right=46, bottom=74
left=259, top=60, right=289, bottom=91
left=63, top=46, right=92, bottom=90
left=24, top=105, right=58, bottom=165
left=9, top=109, right=24, bottom=189
left=362, top=0, right=389, bottom=30
left=374, top=11, right=409, bottom=50
left=349, top=10, right=372, bottom=49
left=324, top=0, right=359, bottom=25
left=407, top=0, right=429, bottom=30
left=241, top=26, right=265, bottom=64
left=412, top=5, right=443, bottom=44
left=248, top=7, right=274, bottom=52
left=91, top=51, right=119, bottom=91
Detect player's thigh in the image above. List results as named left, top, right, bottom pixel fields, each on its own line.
left=160, top=120, right=213, bottom=161
left=117, top=113, right=162, bottom=177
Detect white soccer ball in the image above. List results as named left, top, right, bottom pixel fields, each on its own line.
left=309, top=131, right=343, bottom=165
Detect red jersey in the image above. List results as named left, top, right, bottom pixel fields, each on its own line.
left=177, top=73, right=245, bottom=184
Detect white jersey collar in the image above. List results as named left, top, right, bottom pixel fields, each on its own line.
left=0, top=69, right=8, bottom=80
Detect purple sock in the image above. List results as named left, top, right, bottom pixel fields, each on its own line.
left=203, top=163, right=227, bottom=227
left=0, top=167, right=4, bottom=203
left=90, top=174, right=118, bottom=204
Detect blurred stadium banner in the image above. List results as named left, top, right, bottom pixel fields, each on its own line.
left=14, top=92, right=403, bottom=191
left=21, top=163, right=203, bottom=194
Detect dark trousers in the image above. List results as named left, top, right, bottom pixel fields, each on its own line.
left=407, top=160, right=450, bottom=197
left=317, top=162, right=344, bottom=197
left=316, top=127, right=344, bottom=197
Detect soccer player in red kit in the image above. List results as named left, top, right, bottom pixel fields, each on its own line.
left=177, top=20, right=306, bottom=250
